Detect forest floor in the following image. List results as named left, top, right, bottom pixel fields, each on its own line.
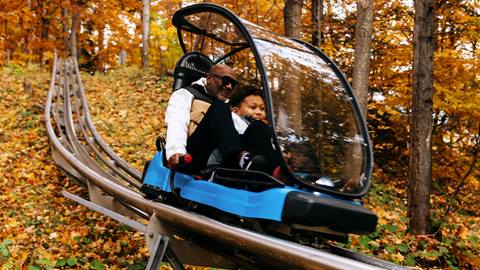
left=0, top=64, right=478, bottom=270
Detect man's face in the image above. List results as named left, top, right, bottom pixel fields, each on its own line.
left=205, top=66, right=238, bottom=101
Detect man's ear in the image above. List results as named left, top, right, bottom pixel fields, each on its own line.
left=232, top=107, right=239, bottom=113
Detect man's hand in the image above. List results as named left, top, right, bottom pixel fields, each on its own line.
left=167, top=153, right=193, bottom=170
left=167, top=153, right=182, bottom=170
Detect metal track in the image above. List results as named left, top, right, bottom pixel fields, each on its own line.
left=45, top=55, right=404, bottom=270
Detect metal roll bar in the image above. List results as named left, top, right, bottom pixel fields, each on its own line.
left=45, top=54, right=406, bottom=270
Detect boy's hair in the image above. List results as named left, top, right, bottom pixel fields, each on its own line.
left=229, top=86, right=264, bottom=108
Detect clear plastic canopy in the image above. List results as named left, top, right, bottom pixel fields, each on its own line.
left=173, top=4, right=372, bottom=197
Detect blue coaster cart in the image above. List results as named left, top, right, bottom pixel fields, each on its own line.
left=142, top=3, right=377, bottom=244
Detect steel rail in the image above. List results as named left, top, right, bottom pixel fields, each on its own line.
left=68, top=66, right=138, bottom=186
left=69, top=58, right=142, bottom=185
left=45, top=55, right=396, bottom=270
left=62, top=59, right=140, bottom=188
left=69, top=57, right=143, bottom=181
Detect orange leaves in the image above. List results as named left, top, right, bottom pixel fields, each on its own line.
left=0, top=66, right=150, bottom=269
left=347, top=180, right=480, bottom=268
left=85, top=66, right=172, bottom=170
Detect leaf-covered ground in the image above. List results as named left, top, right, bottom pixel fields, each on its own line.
left=1, top=64, right=479, bottom=269
left=0, top=65, right=175, bottom=270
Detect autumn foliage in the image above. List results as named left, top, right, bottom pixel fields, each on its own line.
left=0, top=0, right=479, bottom=269
left=0, top=66, right=150, bottom=269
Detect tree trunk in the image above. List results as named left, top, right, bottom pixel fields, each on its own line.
left=340, top=0, right=374, bottom=189
left=119, top=50, right=127, bottom=65
left=312, top=0, right=323, bottom=47
left=283, top=0, right=304, bottom=132
left=20, top=16, right=30, bottom=55
left=408, top=0, right=435, bottom=235
left=70, top=10, right=79, bottom=59
left=6, top=49, right=12, bottom=63
left=63, top=8, right=69, bottom=54
left=39, top=17, right=49, bottom=64
left=255, top=0, right=259, bottom=24
left=4, top=20, right=10, bottom=63
left=352, top=0, right=374, bottom=117
left=141, top=0, right=150, bottom=69
left=284, top=0, right=303, bottom=38
left=98, top=26, right=105, bottom=72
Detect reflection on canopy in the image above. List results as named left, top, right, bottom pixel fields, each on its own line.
left=244, top=23, right=368, bottom=194
left=179, top=12, right=247, bottom=59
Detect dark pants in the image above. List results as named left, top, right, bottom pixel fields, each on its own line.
left=186, top=101, right=279, bottom=173
left=187, top=101, right=245, bottom=172
left=243, top=120, right=279, bottom=172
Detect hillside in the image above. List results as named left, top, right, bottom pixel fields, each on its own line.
left=0, top=64, right=478, bottom=269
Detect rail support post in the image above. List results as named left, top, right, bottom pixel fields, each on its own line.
left=146, top=213, right=185, bottom=269
left=146, top=235, right=184, bottom=270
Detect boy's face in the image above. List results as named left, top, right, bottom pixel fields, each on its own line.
left=233, top=95, right=266, bottom=121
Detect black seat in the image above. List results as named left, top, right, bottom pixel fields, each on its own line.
left=173, top=52, right=214, bottom=91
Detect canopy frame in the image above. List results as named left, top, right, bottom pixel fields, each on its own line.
left=172, top=3, right=373, bottom=199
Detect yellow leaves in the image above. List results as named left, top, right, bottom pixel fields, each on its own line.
left=15, top=251, right=29, bottom=268
left=385, top=252, right=405, bottom=263
left=457, top=226, right=470, bottom=239
left=433, top=49, right=480, bottom=118
left=3, top=219, right=20, bottom=230
left=450, top=9, right=471, bottom=24
left=85, top=67, right=171, bottom=170
left=45, top=183, right=56, bottom=191
left=1, top=68, right=150, bottom=268
left=376, top=107, right=385, bottom=116
left=118, top=109, right=128, bottom=119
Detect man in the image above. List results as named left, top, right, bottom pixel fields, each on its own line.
left=165, top=64, right=266, bottom=173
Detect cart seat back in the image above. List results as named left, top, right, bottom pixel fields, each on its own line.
left=173, top=52, right=214, bottom=91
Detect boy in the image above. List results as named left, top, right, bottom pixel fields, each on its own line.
left=229, top=87, right=267, bottom=133
left=207, top=87, right=279, bottom=174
